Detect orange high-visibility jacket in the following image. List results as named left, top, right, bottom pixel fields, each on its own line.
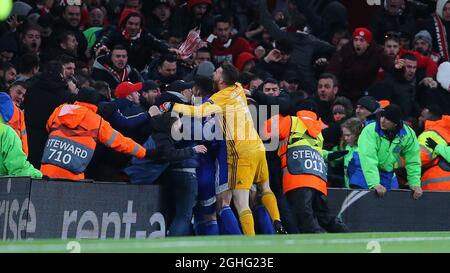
left=8, top=104, right=28, bottom=156
left=419, top=116, right=450, bottom=191
left=265, top=111, right=328, bottom=195
left=40, top=101, right=146, bottom=180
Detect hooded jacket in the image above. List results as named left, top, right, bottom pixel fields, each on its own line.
left=155, top=92, right=199, bottom=169
left=436, top=0, right=450, bottom=20
left=148, top=114, right=197, bottom=165
left=95, top=9, right=170, bottom=71
left=418, top=115, right=450, bottom=190
left=40, top=101, right=146, bottom=180
left=24, top=66, right=76, bottom=169
left=357, top=119, right=421, bottom=189
left=0, top=122, right=42, bottom=178
left=235, top=52, right=257, bottom=73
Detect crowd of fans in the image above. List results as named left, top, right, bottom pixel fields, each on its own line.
left=1, top=0, right=450, bottom=236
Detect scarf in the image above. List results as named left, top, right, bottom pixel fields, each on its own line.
left=103, top=63, right=130, bottom=83
left=433, top=13, right=450, bottom=61
left=121, top=29, right=142, bottom=41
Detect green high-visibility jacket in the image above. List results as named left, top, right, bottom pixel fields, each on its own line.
left=357, top=122, right=421, bottom=189
left=0, top=123, right=42, bottom=178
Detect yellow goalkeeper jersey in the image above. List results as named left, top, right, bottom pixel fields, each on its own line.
left=173, top=83, right=265, bottom=162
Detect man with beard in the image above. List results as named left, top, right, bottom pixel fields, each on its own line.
left=413, top=30, right=441, bottom=64
left=418, top=105, right=443, bottom=134
left=160, top=63, right=284, bottom=236
left=91, top=45, right=141, bottom=91
left=314, top=73, right=338, bottom=126
left=54, top=54, right=78, bottom=95
left=142, top=54, right=181, bottom=87
left=41, top=31, right=79, bottom=64
left=50, top=3, right=88, bottom=62
left=0, top=62, right=17, bottom=91
left=326, top=27, right=396, bottom=103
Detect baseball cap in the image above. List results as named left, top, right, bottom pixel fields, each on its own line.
left=141, top=80, right=160, bottom=92
left=115, top=81, right=142, bottom=99
left=357, top=96, right=379, bottom=113
left=167, top=80, right=194, bottom=93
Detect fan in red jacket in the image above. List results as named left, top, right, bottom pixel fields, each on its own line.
left=207, top=15, right=254, bottom=65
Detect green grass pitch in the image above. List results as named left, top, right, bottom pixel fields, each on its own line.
left=0, top=232, right=450, bottom=253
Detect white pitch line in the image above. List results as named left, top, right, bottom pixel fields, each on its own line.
left=1, top=236, right=450, bottom=252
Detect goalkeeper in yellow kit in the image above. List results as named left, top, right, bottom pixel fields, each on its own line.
left=160, top=63, right=285, bottom=235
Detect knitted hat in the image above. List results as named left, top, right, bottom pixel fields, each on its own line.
left=380, top=104, right=403, bottom=125
left=0, top=92, right=14, bottom=123
left=195, top=61, right=215, bottom=79
left=11, top=1, right=32, bottom=16
left=352, top=27, right=373, bottom=44
left=414, top=30, right=433, bottom=47
left=115, top=82, right=142, bottom=99
left=357, top=96, right=380, bottom=113
left=76, top=87, right=101, bottom=106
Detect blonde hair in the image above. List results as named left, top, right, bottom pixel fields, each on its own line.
left=340, top=117, right=364, bottom=148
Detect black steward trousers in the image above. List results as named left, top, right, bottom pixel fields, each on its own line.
left=285, top=187, right=349, bottom=233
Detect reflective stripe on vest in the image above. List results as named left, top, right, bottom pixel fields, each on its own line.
left=420, top=144, right=433, bottom=162
left=41, top=135, right=95, bottom=174
left=131, top=143, right=140, bottom=156
left=281, top=116, right=327, bottom=181
left=105, top=130, right=118, bottom=147
left=422, top=176, right=450, bottom=186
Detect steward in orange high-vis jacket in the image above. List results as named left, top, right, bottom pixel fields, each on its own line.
left=265, top=101, right=349, bottom=233
left=418, top=115, right=450, bottom=190
left=40, top=88, right=148, bottom=180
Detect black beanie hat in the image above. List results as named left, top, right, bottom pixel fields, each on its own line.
left=76, top=87, right=101, bottom=106
left=380, top=104, right=403, bottom=125
left=357, top=96, right=380, bottom=113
